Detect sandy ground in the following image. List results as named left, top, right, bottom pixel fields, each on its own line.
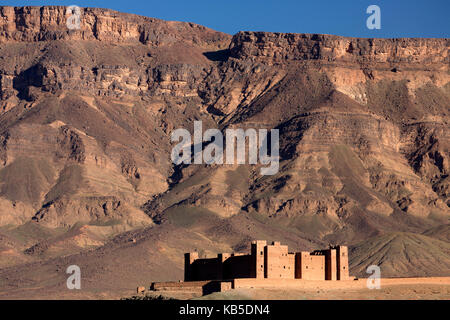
left=200, top=277, right=450, bottom=300
left=141, top=277, right=450, bottom=300
left=2, top=277, right=449, bottom=300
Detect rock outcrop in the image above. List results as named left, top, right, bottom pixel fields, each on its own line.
left=230, top=31, right=449, bottom=64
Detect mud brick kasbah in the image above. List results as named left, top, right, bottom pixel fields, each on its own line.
left=185, top=240, right=351, bottom=281
left=150, top=240, right=354, bottom=295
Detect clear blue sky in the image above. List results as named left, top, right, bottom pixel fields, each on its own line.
left=2, top=0, right=449, bottom=38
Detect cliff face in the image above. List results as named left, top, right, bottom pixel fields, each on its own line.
left=0, top=6, right=448, bottom=283
left=0, top=6, right=230, bottom=108
left=230, top=31, right=449, bottom=64
left=0, top=6, right=230, bottom=47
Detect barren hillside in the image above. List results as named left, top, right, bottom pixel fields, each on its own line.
left=0, top=6, right=448, bottom=298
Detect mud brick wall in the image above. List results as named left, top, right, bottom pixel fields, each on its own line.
left=325, top=249, right=337, bottom=280
left=264, top=242, right=295, bottom=278
left=185, top=252, right=222, bottom=281
left=295, top=252, right=326, bottom=280
left=251, top=240, right=266, bottom=278
left=222, top=254, right=254, bottom=279
left=336, top=246, right=349, bottom=280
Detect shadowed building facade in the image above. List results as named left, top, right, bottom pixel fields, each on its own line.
left=184, top=240, right=350, bottom=281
